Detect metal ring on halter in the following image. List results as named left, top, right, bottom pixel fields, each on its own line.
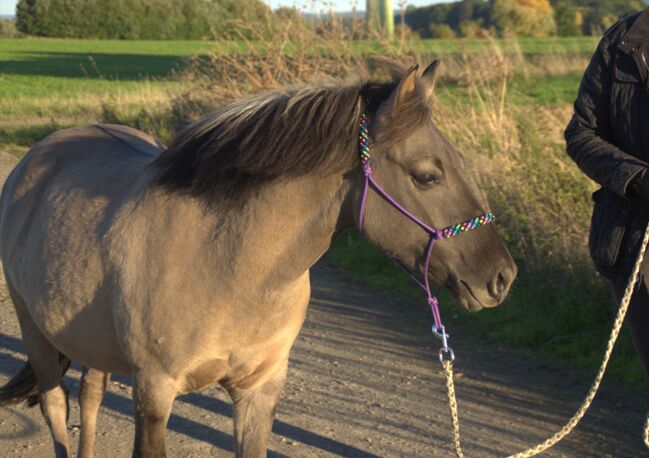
left=439, top=347, right=455, bottom=363
left=432, top=325, right=449, bottom=348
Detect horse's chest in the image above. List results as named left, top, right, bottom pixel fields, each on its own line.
left=178, top=298, right=309, bottom=394
left=182, top=358, right=230, bottom=392
left=123, top=270, right=311, bottom=393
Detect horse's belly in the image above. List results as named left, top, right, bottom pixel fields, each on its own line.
left=43, top=317, right=131, bottom=375
left=26, top=269, right=130, bottom=374
left=59, top=342, right=131, bottom=375
left=11, top=233, right=131, bottom=374
left=31, top=297, right=131, bottom=375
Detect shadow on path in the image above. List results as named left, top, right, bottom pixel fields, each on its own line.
left=0, top=332, right=378, bottom=457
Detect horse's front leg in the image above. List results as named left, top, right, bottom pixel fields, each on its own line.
left=78, top=367, right=111, bottom=458
left=230, top=361, right=288, bottom=458
left=131, top=371, right=177, bottom=458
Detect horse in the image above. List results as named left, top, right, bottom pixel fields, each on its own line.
left=0, top=61, right=516, bottom=457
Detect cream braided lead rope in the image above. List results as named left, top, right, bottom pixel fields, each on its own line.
left=442, top=221, right=649, bottom=458
left=443, top=360, right=465, bottom=458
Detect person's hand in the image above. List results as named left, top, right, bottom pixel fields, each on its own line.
left=630, top=169, right=649, bottom=202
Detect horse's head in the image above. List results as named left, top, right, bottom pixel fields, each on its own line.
left=356, top=62, right=517, bottom=311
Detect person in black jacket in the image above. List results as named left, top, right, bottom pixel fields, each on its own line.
left=565, top=7, right=649, bottom=375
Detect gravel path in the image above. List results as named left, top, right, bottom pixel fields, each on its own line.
left=0, top=150, right=647, bottom=457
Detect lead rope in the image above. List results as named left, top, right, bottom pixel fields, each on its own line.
left=443, top=359, right=465, bottom=458
left=443, top=221, right=649, bottom=458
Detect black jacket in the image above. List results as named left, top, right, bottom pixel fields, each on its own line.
left=565, top=8, right=649, bottom=277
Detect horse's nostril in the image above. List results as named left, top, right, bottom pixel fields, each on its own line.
left=489, top=267, right=513, bottom=301
left=497, top=272, right=506, bottom=295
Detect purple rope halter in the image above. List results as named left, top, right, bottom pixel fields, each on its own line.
left=357, top=112, right=495, bottom=362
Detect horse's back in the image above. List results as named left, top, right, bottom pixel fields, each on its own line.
left=1, top=123, right=161, bottom=260
left=0, top=125, right=163, bottom=371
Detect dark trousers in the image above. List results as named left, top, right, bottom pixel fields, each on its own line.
left=612, top=268, right=649, bottom=376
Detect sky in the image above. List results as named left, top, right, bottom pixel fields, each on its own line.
left=0, top=0, right=450, bottom=16
left=0, top=0, right=16, bottom=16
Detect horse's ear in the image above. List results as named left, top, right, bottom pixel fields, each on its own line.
left=420, top=59, right=441, bottom=99
left=392, top=64, right=419, bottom=112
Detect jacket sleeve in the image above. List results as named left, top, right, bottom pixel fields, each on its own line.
left=564, top=35, right=648, bottom=197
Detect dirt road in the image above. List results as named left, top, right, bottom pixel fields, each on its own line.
left=0, top=150, right=647, bottom=457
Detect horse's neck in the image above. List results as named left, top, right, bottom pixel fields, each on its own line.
left=224, top=174, right=351, bottom=289
left=137, top=173, right=352, bottom=295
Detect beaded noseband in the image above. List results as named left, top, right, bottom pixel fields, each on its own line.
left=357, top=112, right=495, bottom=361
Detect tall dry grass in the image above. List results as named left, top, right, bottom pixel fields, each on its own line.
left=170, top=5, right=411, bottom=128
left=431, top=39, right=594, bottom=273
left=169, top=12, right=594, bottom=275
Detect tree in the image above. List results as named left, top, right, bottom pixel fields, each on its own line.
left=490, top=0, right=557, bottom=37
left=16, top=0, right=41, bottom=35
left=553, top=0, right=581, bottom=36
left=14, top=0, right=272, bottom=39
left=429, top=23, right=456, bottom=38
left=550, top=0, right=644, bottom=36
left=0, top=18, right=21, bottom=37
left=207, top=0, right=272, bottom=39
left=459, top=19, right=485, bottom=37
left=403, top=0, right=645, bottom=38
left=402, top=0, right=489, bottom=38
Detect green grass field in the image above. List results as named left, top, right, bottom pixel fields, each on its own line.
left=2, top=36, right=644, bottom=390
left=0, top=39, right=209, bottom=153
left=0, top=39, right=205, bottom=105
left=0, top=37, right=589, bottom=151
left=0, top=35, right=597, bottom=98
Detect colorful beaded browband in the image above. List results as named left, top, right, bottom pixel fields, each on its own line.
left=440, top=213, right=495, bottom=239
left=359, top=113, right=371, bottom=167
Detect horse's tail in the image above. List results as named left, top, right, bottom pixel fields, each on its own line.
left=0, top=353, right=71, bottom=407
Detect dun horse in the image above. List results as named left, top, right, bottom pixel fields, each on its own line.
left=0, top=62, right=516, bottom=457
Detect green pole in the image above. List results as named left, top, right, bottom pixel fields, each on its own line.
left=378, top=0, right=394, bottom=40
left=367, top=0, right=393, bottom=39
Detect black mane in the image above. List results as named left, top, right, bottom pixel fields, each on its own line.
left=152, top=73, right=431, bottom=199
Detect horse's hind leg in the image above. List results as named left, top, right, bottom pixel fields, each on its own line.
left=230, top=361, right=288, bottom=458
left=11, top=298, right=71, bottom=458
left=78, top=367, right=111, bottom=458
left=131, top=371, right=177, bottom=458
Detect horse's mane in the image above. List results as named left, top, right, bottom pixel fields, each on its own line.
left=152, top=71, right=431, bottom=199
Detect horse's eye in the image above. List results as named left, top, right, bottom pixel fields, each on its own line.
left=413, top=172, right=441, bottom=186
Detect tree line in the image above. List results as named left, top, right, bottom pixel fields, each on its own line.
left=15, top=0, right=272, bottom=39
left=401, top=0, right=647, bottom=38
left=14, top=0, right=648, bottom=40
